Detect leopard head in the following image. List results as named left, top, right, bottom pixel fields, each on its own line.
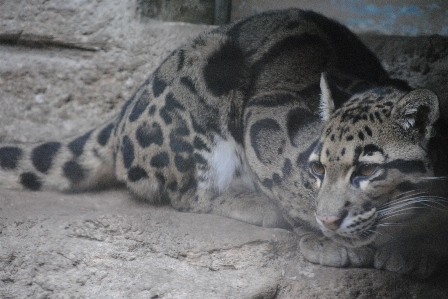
left=308, top=73, right=441, bottom=247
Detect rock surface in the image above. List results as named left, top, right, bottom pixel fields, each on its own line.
left=1, top=1, right=448, bottom=298
left=0, top=0, right=212, bottom=143
left=2, top=190, right=448, bottom=299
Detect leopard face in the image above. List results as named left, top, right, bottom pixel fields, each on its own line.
left=308, top=75, right=440, bottom=248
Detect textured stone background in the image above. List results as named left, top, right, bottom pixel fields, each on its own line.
left=1, top=1, right=448, bottom=298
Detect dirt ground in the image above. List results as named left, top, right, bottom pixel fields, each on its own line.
left=1, top=1, right=448, bottom=298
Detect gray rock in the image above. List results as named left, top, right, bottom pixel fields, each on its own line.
left=0, top=0, right=212, bottom=143
left=1, top=190, right=448, bottom=298
left=0, top=190, right=292, bottom=298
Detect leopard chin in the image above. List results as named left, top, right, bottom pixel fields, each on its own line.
left=323, top=229, right=377, bottom=248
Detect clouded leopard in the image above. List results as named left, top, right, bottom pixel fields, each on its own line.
left=1, top=9, right=447, bottom=278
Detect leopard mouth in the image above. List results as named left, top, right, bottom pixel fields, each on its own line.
left=318, top=209, right=380, bottom=248
left=329, top=225, right=378, bottom=248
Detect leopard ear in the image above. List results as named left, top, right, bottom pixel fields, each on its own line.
left=319, top=73, right=351, bottom=121
left=392, top=89, right=439, bottom=144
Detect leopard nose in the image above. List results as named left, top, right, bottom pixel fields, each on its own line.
left=317, top=215, right=343, bottom=230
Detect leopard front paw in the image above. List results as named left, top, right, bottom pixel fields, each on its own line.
left=374, top=244, right=438, bottom=278
left=299, top=234, right=374, bottom=268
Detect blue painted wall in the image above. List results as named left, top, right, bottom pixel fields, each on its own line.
left=232, top=0, right=448, bottom=36
left=333, top=0, right=448, bottom=35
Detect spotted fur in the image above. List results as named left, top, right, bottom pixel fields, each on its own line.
left=1, top=9, right=447, bottom=277
left=303, top=80, right=448, bottom=277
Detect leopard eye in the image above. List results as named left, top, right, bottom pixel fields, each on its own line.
left=356, top=163, right=378, bottom=177
left=310, top=162, right=325, bottom=178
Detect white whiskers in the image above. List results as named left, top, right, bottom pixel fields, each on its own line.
left=377, top=188, right=448, bottom=224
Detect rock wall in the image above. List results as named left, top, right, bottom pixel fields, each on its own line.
left=1, top=1, right=448, bottom=298
left=0, top=0, right=212, bottom=143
